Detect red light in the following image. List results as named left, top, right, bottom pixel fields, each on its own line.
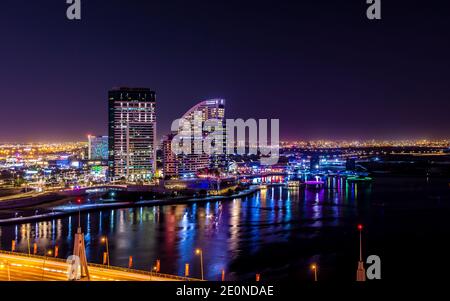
left=77, top=199, right=81, bottom=204
left=357, top=224, right=363, bottom=231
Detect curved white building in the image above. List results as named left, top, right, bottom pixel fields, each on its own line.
left=163, top=99, right=226, bottom=178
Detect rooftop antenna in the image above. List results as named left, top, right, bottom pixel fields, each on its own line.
left=77, top=198, right=81, bottom=229
left=356, top=224, right=366, bottom=281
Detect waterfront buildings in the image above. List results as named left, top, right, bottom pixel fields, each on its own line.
left=87, top=135, right=108, bottom=160
left=161, top=133, right=179, bottom=177
left=162, top=99, right=226, bottom=178
left=108, top=87, right=157, bottom=181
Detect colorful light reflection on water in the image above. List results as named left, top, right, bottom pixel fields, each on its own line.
left=0, top=176, right=374, bottom=281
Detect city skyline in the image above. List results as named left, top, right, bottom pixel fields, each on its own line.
left=1, top=1, right=450, bottom=142
left=2, top=0, right=450, bottom=289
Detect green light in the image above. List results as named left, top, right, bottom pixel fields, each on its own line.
left=346, top=176, right=373, bottom=182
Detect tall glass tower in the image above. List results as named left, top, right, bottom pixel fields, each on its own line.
left=108, top=87, right=156, bottom=181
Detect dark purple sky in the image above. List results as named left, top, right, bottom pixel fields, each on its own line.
left=1, top=0, right=450, bottom=142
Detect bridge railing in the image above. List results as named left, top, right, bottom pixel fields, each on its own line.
left=0, top=250, right=201, bottom=281
left=0, top=250, right=68, bottom=263
left=86, top=261, right=201, bottom=281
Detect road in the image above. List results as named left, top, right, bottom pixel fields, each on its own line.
left=0, top=190, right=48, bottom=202
left=0, top=252, right=193, bottom=281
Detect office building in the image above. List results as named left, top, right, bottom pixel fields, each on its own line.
left=108, top=87, right=156, bottom=180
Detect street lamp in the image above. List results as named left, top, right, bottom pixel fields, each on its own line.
left=311, top=264, right=318, bottom=282
left=42, top=249, right=53, bottom=280
left=195, top=248, right=204, bottom=280
left=0, top=261, right=11, bottom=281
left=101, top=236, right=110, bottom=267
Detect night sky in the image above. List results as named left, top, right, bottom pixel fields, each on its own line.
left=1, top=0, right=449, bottom=142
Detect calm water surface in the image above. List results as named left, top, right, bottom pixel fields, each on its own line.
left=1, top=176, right=450, bottom=281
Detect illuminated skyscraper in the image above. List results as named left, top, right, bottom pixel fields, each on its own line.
left=108, top=87, right=156, bottom=180
left=87, top=135, right=108, bottom=160
left=163, top=99, right=226, bottom=177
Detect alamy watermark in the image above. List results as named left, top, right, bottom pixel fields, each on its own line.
left=66, top=0, right=81, bottom=20
left=367, top=0, right=382, bottom=20
left=66, top=255, right=81, bottom=280
left=170, top=115, right=280, bottom=165
left=65, top=1, right=381, bottom=21
left=366, top=255, right=382, bottom=280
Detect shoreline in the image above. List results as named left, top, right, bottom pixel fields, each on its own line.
left=0, top=186, right=260, bottom=225
left=0, top=192, right=65, bottom=210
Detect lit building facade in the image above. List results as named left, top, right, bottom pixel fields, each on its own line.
left=87, top=135, right=108, bottom=160
left=161, top=133, right=179, bottom=177
left=108, top=87, right=156, bottom=180
left=163, top=99, right=226, bottom=178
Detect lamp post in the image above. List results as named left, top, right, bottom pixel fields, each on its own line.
left=311, top=264, right=318, bottom=282
left=101, top=236, right=110, bottom=267
left=195, top=248, right=204, bottom=280
left=42, top=249, right=53, bottom=280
